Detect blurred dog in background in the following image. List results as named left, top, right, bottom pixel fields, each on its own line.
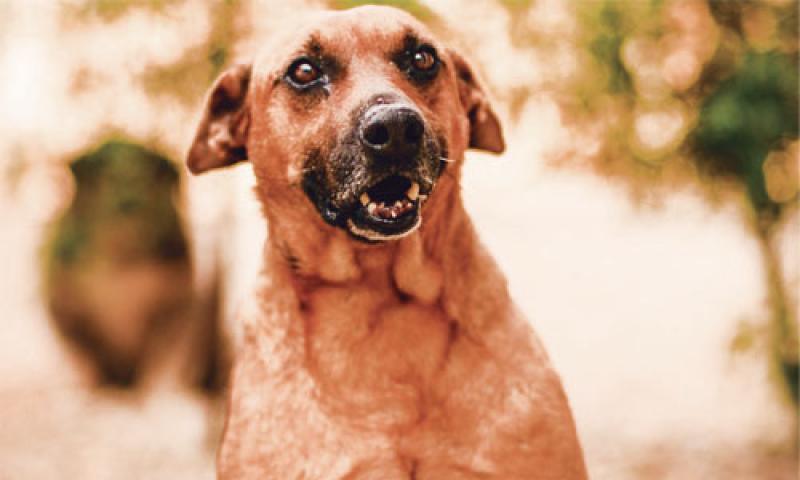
left=44, top=140, right=228, bottom=392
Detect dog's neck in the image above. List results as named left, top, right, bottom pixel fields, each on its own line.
left=240, top=168, right=516, bottom=432
left=256, top=179, right=509, bottom=335
left=266, top=181, right=458, bottom=295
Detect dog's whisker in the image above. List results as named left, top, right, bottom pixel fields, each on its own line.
left=440, top=156, right=455, bottom=163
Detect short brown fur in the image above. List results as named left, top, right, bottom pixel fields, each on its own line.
left=188, top=6, right=587, bottom=479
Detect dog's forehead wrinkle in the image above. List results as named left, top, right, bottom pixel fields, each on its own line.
left=253, top=7, right=437, bottom=77
left=310, top=9, right=434, bottom=58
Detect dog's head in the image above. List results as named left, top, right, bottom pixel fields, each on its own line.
left=187, top=6, right=504, bottom=243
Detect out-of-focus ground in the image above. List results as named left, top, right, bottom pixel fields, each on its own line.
left=0, top=1, right=797, bottom=479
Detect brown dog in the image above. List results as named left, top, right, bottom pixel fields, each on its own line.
left=187, top=6, right=587, bottom=479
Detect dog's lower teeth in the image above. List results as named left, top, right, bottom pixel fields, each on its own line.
left=364, top=196, right=416, bottom=220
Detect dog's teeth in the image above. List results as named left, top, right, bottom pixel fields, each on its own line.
left=394, top=200, right=402, bottom=208
left=407, top=182, right=419, bottom=201
left=360, top=193, right=370, bottom=206
left=367, top=202, right=377, bottom=214
left=390, top=210, right=397, bottom=218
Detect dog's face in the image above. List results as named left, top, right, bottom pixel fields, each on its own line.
left=187, top=6, right=504, bottom=243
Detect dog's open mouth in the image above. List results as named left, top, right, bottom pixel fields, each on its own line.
left=347, top=175, right=424, bottom=242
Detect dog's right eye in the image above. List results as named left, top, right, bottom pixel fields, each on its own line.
left=286, top=59, right=323, bottom=88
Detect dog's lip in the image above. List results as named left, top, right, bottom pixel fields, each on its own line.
left=346, top=215, right=421, bottom=242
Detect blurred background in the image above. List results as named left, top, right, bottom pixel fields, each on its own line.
left=0, top=0, right=797, bottom=478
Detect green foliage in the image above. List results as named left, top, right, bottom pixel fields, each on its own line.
left=530, top=0, right=799, bottom=409
left=558, top=0, right=799, bottom=214
left=782, top=361, right=799, bottom=404
left=65, top=0, right=182, bottom=22
left=329, top=0, right=435, bottom=21
left=694, top=51, right=798, bottom=213
left=497, top=0, right=534, bottom=12
left=46, top=140, right=187, bottom=271
left=209, top=44, right=228, bottom=73
left=588, top=29, right=631, bottom=95
left=579, top=1, right=662, bottom=97
left=590, top=3, right=629, bottom=76
left=138, top=2, right=241, bottom=106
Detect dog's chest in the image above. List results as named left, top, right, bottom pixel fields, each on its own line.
left=222, top=268, right=583, bottom=479
left=303, top=281, right=454, bottom=427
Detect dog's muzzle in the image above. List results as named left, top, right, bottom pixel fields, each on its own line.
left=303, top=100, right=443, bottom=243
left=344, top=104, right=427, bottom=241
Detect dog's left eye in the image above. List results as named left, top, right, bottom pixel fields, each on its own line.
left=412, top=49, right=437, bottom=72
left=404, top=46, right=440, bottom=82
left=287, top=59, right=323, bottom=87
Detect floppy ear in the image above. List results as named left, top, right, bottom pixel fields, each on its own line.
left=186, top=63, right=252, bottom=174
left=449, top=50, right=505, bottom=154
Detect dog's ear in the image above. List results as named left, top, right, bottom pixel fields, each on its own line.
left=449, top=50, right=505, bottom=154
left=187, top=63, right=252, bottom=174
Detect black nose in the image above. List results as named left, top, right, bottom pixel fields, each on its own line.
left=359, top=105, right=425, bottom=160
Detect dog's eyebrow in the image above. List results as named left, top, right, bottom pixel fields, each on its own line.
left=280, top=34, right=326, bottom=65
left=391, top=30, right=446, bottom=70
left=400, top=31, right=421, bottom=53
left=400, top=30, right=439, bottom=51
left=303, top=34, right=324, bottom=56
left=277, top=33, right=343, bottom=80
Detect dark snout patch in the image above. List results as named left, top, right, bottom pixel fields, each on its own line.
left=301, top=104, right=447, bottom=242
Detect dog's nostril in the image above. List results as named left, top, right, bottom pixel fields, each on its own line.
left=405, top=120, right=423, bottom=145
left=364, top=123, right=390, bottom=147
